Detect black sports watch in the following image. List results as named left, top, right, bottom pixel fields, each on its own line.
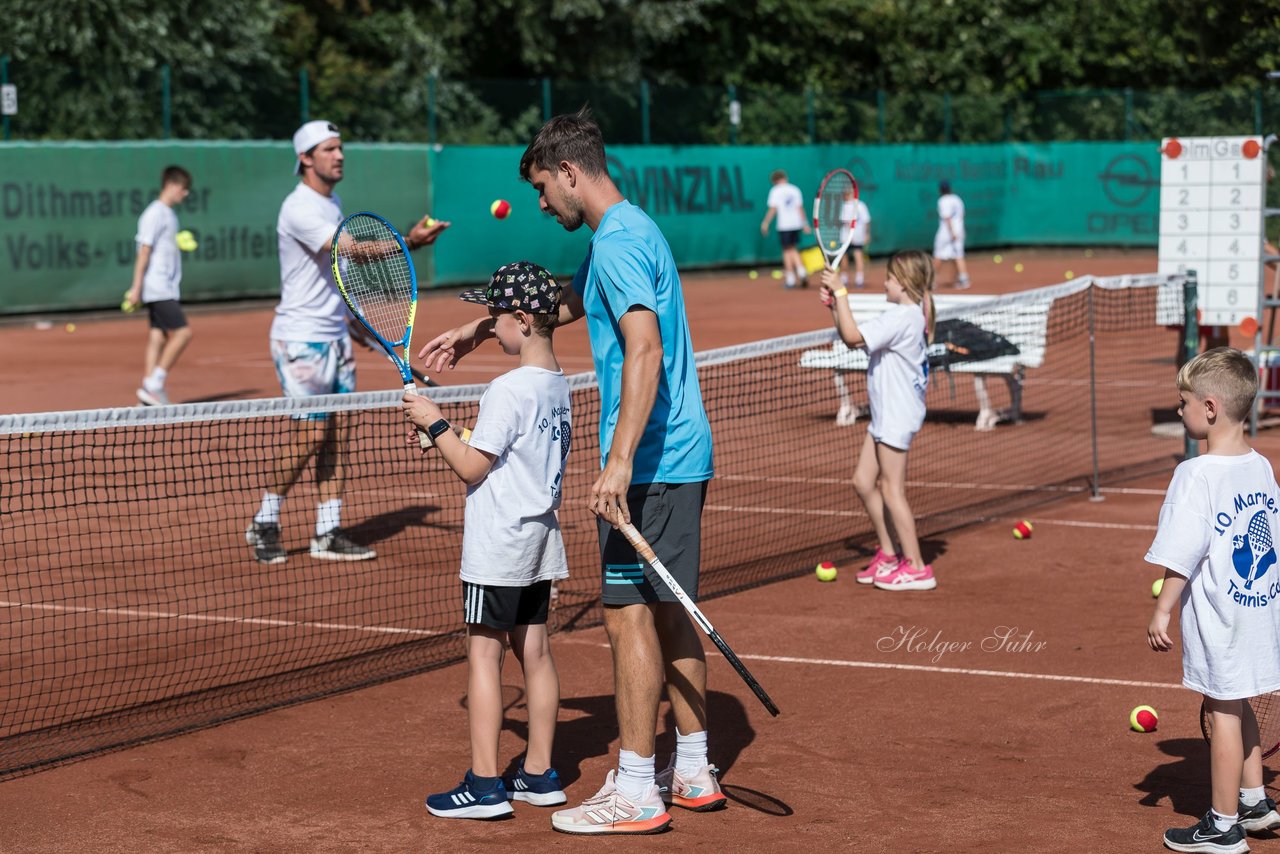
left=427, top=418, right=451, bottom=442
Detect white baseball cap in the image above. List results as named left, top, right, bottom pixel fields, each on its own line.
left=292, top=120, right=340, bottom=175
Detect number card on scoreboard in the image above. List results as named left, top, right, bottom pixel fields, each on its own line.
left=1158, top=135, right=1266, bottom=328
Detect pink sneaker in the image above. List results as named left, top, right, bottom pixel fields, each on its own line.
left=856, top=548, right=900, bottom=584
left=873, top=559, right=937, bottom=591
left=550, top=770, right=671, bottom=835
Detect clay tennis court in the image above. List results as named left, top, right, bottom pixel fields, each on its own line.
left=3, top=248, right=1278, bottom=852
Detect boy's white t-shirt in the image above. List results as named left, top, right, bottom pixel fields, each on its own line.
left=461, top=366, right=572, bottom=587
left=1145, top=450, right=1280, bottom=700
left=272, top=183, right=347, bottom=342
left=135, top=200, right=182, bottom=303
left=767, top=182, right=806, bottom=232
left=936, top=193, right=966, bottom=241
left=858, top=302, right=928, bottom=448
left=841, top=199, right=872, bottom=246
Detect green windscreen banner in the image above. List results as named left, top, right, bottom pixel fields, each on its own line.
left=0, top=141, right=1157, bottom=314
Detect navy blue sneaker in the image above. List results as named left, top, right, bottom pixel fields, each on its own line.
left=425, top=770, right=514, bottom=820
left=502, top=765, right=567, bottom=806
left=1239, top=796, right=1280, bottom=833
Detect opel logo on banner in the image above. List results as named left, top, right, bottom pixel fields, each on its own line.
left=1098, top=154, right=1158, bottom=208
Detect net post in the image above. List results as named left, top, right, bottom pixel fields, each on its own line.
left=1087, top=284, right=1103, bottom=501
left=1183, top=271, right=1200, bottom=459
left=161, top=64, right=171, bottom=140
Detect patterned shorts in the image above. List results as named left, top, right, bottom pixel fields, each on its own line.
left=270, top=338, right=355, bottom=420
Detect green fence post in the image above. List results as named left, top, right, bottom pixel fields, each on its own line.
left=943, top=92, right=952, bottom=143
left=299, top=68, right=310, bottom=124
left=1, top=56, right=9, bottom=142
left=641, top=80, right=650, bottom=145
left=806, top=85, right=816, bottom=144
left=161, top=64, right=171, bottom=140
left=1003, top=100, right=1012, bottom=141
left=876, top=89, right=886, bottom=143
left=427, top=74, right=437, bottom=145
left=1123, top=87, right=1133, bottom=141
left=541, top=77, right=551, bottom=122
left=728, top=84, right=738, bottom=145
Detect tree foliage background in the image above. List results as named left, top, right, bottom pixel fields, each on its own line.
left=4, top=0, right=1280, bottom=141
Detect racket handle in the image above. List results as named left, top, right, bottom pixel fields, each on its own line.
left=404, top=382, right=432, bottom=450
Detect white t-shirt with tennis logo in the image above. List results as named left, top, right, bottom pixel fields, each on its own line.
left=767, top=182, right=806, bottom=232
left=1145, top=451, right=1280, bottom=700
left=461, top=366, right=572, bottom=587
left=272, top=183, right=347, bottom=342
left=859, top=302, right=928, bottom=450
left=841, top=198, right=872, bottom=246
left=135, top=200, right=182, bottom=303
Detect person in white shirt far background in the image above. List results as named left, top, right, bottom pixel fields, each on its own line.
left=840, top=191, right=873, bottom=289
left=246, top=120, right=450, bottom=565
left=760, top=169, right=811, bottom=289
left=933, top=181, right=970, bottom=289
left=125, top=165, right=194, bottom=407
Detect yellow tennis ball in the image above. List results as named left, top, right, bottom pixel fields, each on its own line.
left=1064, top=270, right=1074, bottom=279
left=1084, top=248, right=1095, bottom=258
left=748, top=270, right=759, bottom=280
left=993, top=254, right=1003, bottom=264
left=771, top=270, right=783, bottom=280
left=1014, top=263, right=1024, bottom=273
left=1130, top=705, right=1158, bottom=732
left=65, top=323, right=76, bottom=333
left=175, top=229, right=198, bottom=252
left=815, top=561, right=838, bottom=582
left=1152, top=578, right=1164, bottom=598
left=425, top=217, right=437, bottom=227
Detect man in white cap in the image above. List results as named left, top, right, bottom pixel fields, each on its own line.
left=246, top=120, right=449, bottom=564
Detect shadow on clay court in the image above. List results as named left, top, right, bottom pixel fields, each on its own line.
left=343, top=504, right=450, bottom=547
left=842, top=537, right=951, bottom=568
left=1132, top=737, right=1278, bottom=823
left=489, top=689, right=758, bottom=792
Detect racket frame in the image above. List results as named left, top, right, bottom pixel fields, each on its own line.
left=812, top=168, right=859, bottom=273
left=615, top=520, right=780, bottom=717
left=330, top=210, right=431, bottom=448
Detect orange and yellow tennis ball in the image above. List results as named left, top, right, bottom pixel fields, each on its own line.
left=1130, top=705, right=1158, bottom=732
left=490, top=199, right=511, bottom=220
left=1012, top=520, right=1034, bottom=540
left=815, top=561, right=838, bottom=582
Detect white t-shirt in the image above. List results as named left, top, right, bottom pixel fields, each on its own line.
left=936, top=193, right=965, bottom=241
left=135, top=200, right=182, bottom=303
left=842, top=199, right=872, bottom=246
left=859, top=302, right=928, bottom=450
left=1145, top=451, right=1280, bottom=700
left=272, top=183, right=347, bottom=342
left=461, top=366, right=573, bottom=587
left=767, top=182, right=806, bottom=232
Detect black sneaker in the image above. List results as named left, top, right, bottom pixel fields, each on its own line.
left=1239, top=796, right=1280, bottom=833
left=245, top=521, right=286, bottom=565
left=1163, top=811, right=1249, bottom=853
left=310, top=527, right=375, bottom=561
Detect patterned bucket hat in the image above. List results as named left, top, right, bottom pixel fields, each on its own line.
left=459, top=260, right=561, bottom=315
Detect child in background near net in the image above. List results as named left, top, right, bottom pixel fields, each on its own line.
left=125, top=165, right=194, bottom=406
left=403, top=261, right=571, bottom=820
left=840, top=187, right=872, bottom=289
left=1146, top=348, right=1280, bottom=854
left=818, top=250, right=937, bottom=591
left=760, top=169, right=811, bottom=289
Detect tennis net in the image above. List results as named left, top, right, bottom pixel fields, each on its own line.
left=0, top=272, right=1187, bottom=777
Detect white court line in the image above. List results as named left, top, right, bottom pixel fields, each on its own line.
left=702, top=502, right=1156, bottom=531
left=554, top=637, right=1182, bottom=691
left=0, top=600, right=451, bottom=639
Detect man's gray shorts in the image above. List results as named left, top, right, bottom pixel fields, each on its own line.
left=597, top=481, right=707, bottom=606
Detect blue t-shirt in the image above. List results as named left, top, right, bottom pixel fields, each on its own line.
left=572, top=200, right=713, bottom=483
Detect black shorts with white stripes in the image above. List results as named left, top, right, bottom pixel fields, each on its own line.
left=462, top=580, right=553, bottom=631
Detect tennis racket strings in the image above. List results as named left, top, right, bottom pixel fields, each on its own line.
left=337, top=214, right=415, bottom=352
left=814, top=170, right=856, bottom=269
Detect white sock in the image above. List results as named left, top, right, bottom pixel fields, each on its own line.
left=254, top=492, right=282, bottom=525
left=144, top=367, right=167, bottom=391
left=784, top=272, right=795, bottom=286
left=958, top=273, right=970, bottom=284
left=316, top=499, right=341, bottom=536
left=616, top=750, right=655, bottom=801
left=840, top=273, right=849, bottom=286
left=1241, top=786, right=1266, bottom=807
left=855, top=272, right=865, bottom=286
left=1211, top=808, right=1238, bottom=833
left=675, top=729, right=708, bottom=776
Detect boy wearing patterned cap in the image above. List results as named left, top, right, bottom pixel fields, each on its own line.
left=403, top=261, right=573, bottom=820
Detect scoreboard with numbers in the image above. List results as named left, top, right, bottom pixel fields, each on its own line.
left=1158, top=135, right=1266, bottom=329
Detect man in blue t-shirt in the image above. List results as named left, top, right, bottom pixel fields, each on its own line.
left=418, top=108, right=720, bottom=834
